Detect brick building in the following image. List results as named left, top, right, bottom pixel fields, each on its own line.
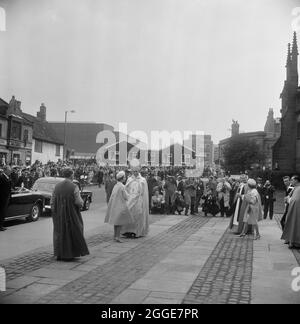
left=218, top=109, right=281, bottom=169
left=273, top=32, right=300, bottom=173
left=0, top=96, right=33, bottom=165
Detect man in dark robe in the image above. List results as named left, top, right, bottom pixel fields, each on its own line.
left=51, top=168, right=89, bottom=261
left=0, top=166, right=12, bottom=231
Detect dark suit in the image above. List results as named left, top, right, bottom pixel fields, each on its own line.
left=0, top=174, right=12, bottom=228
left=262, top=185, right=276, bottom=219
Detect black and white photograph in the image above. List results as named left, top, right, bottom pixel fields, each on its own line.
left=0, top=0, right=300, bottom=308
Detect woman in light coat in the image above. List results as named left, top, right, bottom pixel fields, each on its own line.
left=239, top=179, right=263, bottom=240
left=105, top=171, right=134, bottom=243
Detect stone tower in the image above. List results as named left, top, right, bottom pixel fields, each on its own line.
left=273, top=32, right=300, bottom=172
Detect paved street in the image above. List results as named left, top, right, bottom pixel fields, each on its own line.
left=0, top=187, right=299, bottom=304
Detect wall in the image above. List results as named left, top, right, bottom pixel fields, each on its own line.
left=32, top=139, right=63, bottom=164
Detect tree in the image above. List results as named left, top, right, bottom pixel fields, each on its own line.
left=223, top=137, right=265, bottom=174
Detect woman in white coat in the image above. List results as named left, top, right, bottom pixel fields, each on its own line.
left=105, top=171, right=134, bottom=243
left=239, top=179, right=263, bottom=240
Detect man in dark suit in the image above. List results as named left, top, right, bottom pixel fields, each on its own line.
left=262, top=180, right=276, bottom=220
left=0, top=165, right=12, bottom=231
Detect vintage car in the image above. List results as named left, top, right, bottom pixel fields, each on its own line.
left=5, top=187, right=45, bottom=222
left=32, top=177, right=93, bottom=212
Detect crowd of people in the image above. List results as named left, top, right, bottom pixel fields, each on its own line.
left=0, top=158, right=299, bottom=260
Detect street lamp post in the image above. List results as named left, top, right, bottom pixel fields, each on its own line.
left=63, top=110, right=75, bottom=161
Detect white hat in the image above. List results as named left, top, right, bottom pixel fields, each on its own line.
left=116, top=171, right=125, bottom=180
left=129, top=159, right=140, bottom=171
left=247, top=179, right=256, bottom=187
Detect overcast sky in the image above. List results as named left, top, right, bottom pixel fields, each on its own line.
left=0, top=0, right=299, bottom=144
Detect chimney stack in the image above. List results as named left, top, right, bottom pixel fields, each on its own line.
left=231, top=120, right=240, bottom=137
left=37, top=103, right=47, bottom=122
left=8, top=95, right=22, bottom=116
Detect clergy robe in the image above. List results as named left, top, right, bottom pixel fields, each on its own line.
left=51, top=179, right=89, bottom=259
left=121, top=174, right=150, bottom=237
left=105, top=182, right=134, bottom=226
left=229, top=183, right=250, bottom=234
left=281, top=185, right=300, bottom=247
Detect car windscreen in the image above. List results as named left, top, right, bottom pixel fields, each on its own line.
left=32, top=182, right=57, bottom=193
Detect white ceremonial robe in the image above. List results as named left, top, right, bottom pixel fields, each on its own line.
left=121, top=174, right=150, bottom=237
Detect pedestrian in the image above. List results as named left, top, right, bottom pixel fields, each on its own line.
left=105, top=170, right=117, bottom=204
left=229, top=174, right=250, bottom=234
left=201, top=189, right=219, bottom=217
left=281, top=175, right=300, bottom=249
left=51, top=168, right=89, bottom=261
left=280, top=176, right=294, bottom=230
left=147, top=173, right=158, bottom=212
left=105, top=171, right=134, bottom=243
left=239, top=179, right=263, bottom=240
left=97, top=167, right=104, bottom=188
left=194, top=179, right=203, bottom=213
left=262, top=180, right=276, bottom=220
left=0, top=166, right=12, bottom=231
left=121, top=159, right=149, bottom=238
left=151, top=189, right=165, bottom=214
left=256, top=177, right=264, bottom=204
left=216, top=177, right=232, bottom=217
left=164, top=175, right=177, bottom=214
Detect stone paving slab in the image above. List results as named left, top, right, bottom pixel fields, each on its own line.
left=0, top=214, right=207, bottom=304
left=111, top=218, right=229, bottom=304
left=252, top=217, right=300, bottom=304
left=34, top=216, right=210, bottom=304
left=1, top=210, right=300, bottom=304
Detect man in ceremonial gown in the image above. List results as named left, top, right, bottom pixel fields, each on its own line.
left=280, top=176, right=294, bottom=230
left=281, top=175, right=300, bottom=249
left=229, top=174, right=250, bottom=234
left=51, top=168, right=89, bottom=261
left=121, top=159, right=150, bottom=238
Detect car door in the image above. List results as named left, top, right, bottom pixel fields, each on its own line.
left=6, top=191, right=34, bottom=219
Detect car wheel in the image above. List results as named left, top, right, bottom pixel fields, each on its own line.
left=84, top=198, right=90, bottom=211
left=26, top=203, right=41, bottom=222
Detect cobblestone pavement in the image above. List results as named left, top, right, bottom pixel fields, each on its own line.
left=0, top=214, right=166, bottom=282
left=182, top=230, right=253, bottom=304
left=37, top=216, right=209, bottom=304
left=1, top=209, right=299, bottom=304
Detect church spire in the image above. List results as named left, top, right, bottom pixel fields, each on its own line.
left=290, top=31, right=298, bottom=86
left=292, top=31, right=299, bottom=57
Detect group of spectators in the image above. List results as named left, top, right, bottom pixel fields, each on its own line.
left=0, top=160, right=102, bottom=190
left=102, top=167, right=278, bottom=219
